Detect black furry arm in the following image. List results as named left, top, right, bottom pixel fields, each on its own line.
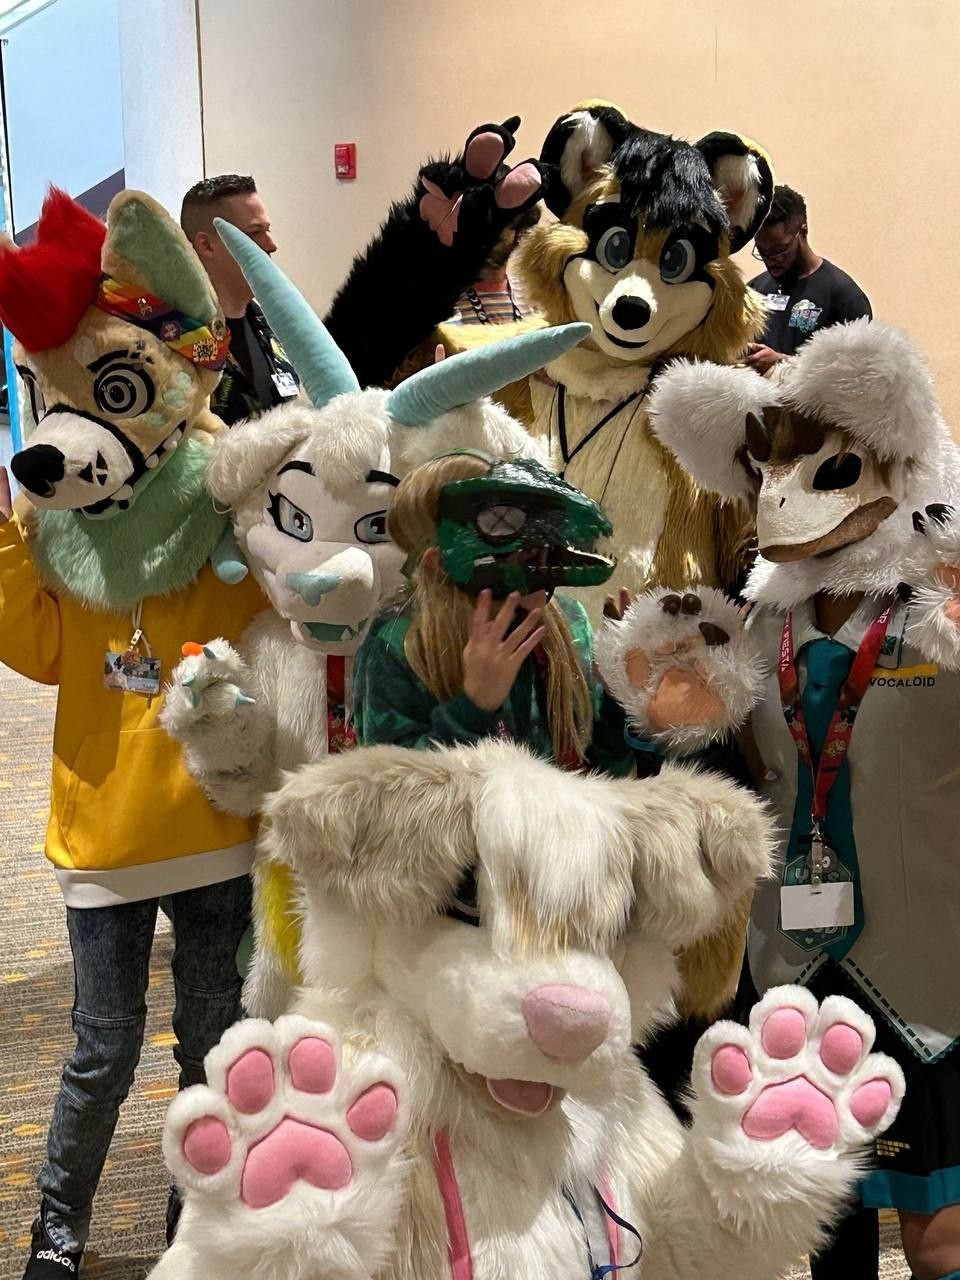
left=322, top=173, right=495, bottom=389
left=323, top=118, right=544, bottom=388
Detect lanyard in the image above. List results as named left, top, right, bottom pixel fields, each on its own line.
left=777, top=601, right=894, bottom=877
left=562, top=1187, right=643, bottom=1278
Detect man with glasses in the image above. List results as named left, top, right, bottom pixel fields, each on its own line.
left=746, top=185, right=871, bottom=374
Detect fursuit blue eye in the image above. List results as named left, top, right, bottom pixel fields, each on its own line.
left=660, top=238, right=697, bottom=284
left=272, top=493, right=313, bottom=542
left=595, top=225, right=633, bottom=273
left=354, top=510, right=390, bottom=544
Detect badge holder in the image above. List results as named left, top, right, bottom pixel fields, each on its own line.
left=779, top=822, right=854, bottom=951
left=103, top=608, right=162, bottom=704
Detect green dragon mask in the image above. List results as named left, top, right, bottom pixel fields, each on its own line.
left=436, top=457, right=615, bottom=597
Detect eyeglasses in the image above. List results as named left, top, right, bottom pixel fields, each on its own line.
left=751, top=229, right=802, bottom=262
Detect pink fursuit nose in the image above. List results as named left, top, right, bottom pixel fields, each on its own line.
left=522, top=984, right=611, bottom=1061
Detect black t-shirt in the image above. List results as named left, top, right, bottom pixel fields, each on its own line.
left=226, top=311, right=276, bottom=411
left=748, top=259, right=872, bottom=356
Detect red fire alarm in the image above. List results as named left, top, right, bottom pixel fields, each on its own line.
left=334, top=143, right=357, bottom=180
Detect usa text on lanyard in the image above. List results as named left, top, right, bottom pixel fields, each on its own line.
left=777, top=600, right=894, bottom=884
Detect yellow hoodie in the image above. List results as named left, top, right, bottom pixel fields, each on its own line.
left=0, top=513, right=265, bottom=907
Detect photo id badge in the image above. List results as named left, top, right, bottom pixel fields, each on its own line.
left=778, top=848, right=854, bottom=952
left=104, top=649, right=163, bottom=696
left=765, top=292, right=790, bottom=311
left=271, top=370, right=299, bottom=400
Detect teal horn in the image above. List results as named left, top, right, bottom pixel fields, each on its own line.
left=385, top=323, right=592, bottom=427
left=214, top=217, right=359, bottom=409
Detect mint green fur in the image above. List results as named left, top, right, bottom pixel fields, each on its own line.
left=29, top=438, right=229, bottom=611
left=110, top=196, right=218, bottom=325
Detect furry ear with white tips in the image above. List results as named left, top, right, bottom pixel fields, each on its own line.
left=786, top=318, right=945, bottom=462
left=539, top=102, right=634, bottom=217
left=648, top=359, right=779, bottom=502
left=205, top=402, right=320, bottom=507
left=259, top=745, right=477, bottom=925
left=614, top=766, right=775, bottom=946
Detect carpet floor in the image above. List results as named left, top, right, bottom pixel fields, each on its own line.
left=0, top=663, right=910, bottom=1279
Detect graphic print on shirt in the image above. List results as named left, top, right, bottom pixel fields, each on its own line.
left=789, top=299, right=823, bottom=334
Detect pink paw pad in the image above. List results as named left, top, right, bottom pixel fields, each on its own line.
left=241, top=1120, right=352, bottom=1208
left=183, top=1115, right=232, bottom=1174
left=850, top=1079, right=893, bottom=1128
left=761, top=1007, right=807, bottom=1059
left=465, top=130, right=506, bottom=180
left=820, top=1022, right=863, bottom=1074
left=710, top=1004, right=897, bottom=1152
left=711, top=1045, right=752, bottom=1096
left=288, top=1036, right=337, bottom=1094
left=177, top=1031, right=401, bottom=1211
left=494, top=162, right=541, bottom=209
left=226, top=1047, right=275, bottom=1114
left=742, top=1077, right=839, bottom=1149
left=347, top=1083, right=398, bottom=1142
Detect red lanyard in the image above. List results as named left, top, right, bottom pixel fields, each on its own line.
left=777, top=601, right=894, bottom=826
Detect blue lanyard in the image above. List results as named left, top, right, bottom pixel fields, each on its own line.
left=563, top=1186, right=643, bottom=1278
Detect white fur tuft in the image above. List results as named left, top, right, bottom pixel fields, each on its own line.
left=787, top=319, right=944, bottom=462
left=648, top=359, right=777, bottom=501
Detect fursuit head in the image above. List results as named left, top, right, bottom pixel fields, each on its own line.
left=0, top=188, right=233, bottom=612
left=2, top=188, right=226, bottom=517
left=647, top=317, right=960, bottom=615
left=153, top=741, right=906, bottom=1280
left=518, top=101, right=773, bottom=373
left=160, top=222, right=587, bottom=1021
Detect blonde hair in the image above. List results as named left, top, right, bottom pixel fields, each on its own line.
left=387, top=453, right=594, bottom=762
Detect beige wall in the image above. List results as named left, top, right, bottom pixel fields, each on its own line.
left=198, top=0, right=960, bottom=421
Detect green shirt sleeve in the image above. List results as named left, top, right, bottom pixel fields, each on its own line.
left=353, top=612, right=503, bottom=748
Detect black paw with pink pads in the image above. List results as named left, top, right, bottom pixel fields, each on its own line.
left=419, top=116, right=544, bottom=248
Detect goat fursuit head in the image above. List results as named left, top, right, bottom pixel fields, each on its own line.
left=153, top=741, right=902, bottom=1280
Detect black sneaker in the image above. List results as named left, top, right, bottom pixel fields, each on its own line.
left=22, top=1212, right=82, bottom=1278
left=165, top=1184, right=183, bottom=1247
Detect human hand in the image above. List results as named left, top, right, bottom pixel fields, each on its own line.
left=462, top=589, right=546, bottom=712
left=745, top=343, right=783, bottom=376
left=0, top=466, right=11, bottom=522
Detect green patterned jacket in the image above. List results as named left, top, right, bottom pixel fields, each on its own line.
left=353, top=595, right=633, bottom=776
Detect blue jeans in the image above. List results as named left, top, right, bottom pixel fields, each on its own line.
left=38, top=875, right=251, bottom=1253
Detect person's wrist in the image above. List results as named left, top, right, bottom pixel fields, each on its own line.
left=462, top=679, right=503, bottom=712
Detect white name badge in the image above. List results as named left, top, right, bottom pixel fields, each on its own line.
left=780, top=881, right=855, bottom=931
left=765, top=293, right=790, bottom=311
left=272, top=370, right=299, bottom=400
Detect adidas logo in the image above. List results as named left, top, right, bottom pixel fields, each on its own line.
left=35, top=1248, right=76, bottom=1271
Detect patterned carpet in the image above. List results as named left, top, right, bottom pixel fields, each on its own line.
left=0, top=662, right=909, bottom=1278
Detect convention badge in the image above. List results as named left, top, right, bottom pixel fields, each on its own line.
left=765, top=292, right=790, bottom=311
left=778, top=840, right=854, bottom=951
left=103, top=648, right=163, bottom=696
left=271, top=370, right=299, bottom=400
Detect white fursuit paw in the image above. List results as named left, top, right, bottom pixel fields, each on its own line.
left=162, top=1016, right=408, bottom=1278
left=690, top=986, right=904, bottom=1220
left=906, top=503, right=960, bottom=671
left=162, top=638, right=256, bottom=729
left=595, top=587, right=765, bottom=754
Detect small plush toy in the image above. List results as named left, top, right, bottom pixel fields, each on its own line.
left=150, top=740, right=904, bottom=1280
left=160, top=220, right=588, bottom=1019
